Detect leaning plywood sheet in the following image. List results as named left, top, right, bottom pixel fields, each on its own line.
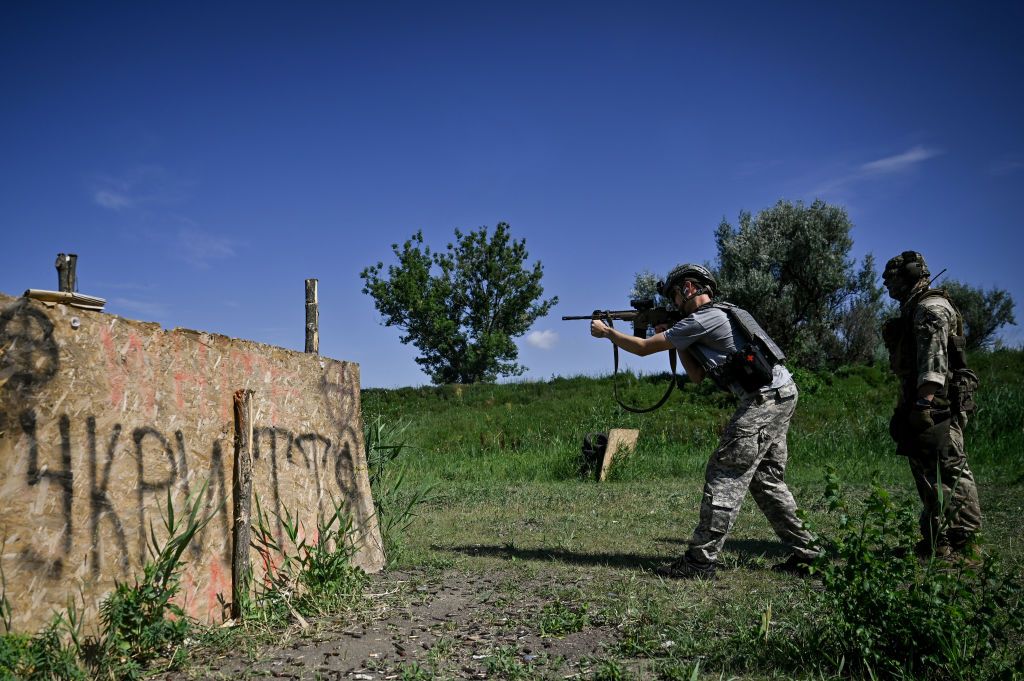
left=0, top=292, right=383, bottom=634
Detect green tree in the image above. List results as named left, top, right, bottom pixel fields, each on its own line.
left=360, top=222, right=557, bottom=384
left=630, top=269, right=674, bottom=309
left=834, top=254, right=890, bottom=365
left=714, top=199, right=877, bottom=368
left=942, top=279, right=1016, bottom=350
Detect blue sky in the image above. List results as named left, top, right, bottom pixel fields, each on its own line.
left=2, top=1, right=1022, bottom=388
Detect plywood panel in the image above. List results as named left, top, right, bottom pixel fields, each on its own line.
left=0, top=293, right=383, bottom=633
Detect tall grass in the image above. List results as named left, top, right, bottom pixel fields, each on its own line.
left=248, top=494, right=367, bottom=627
left=361, top=351, right=1024, bottom=488
left=364, top=415, right=435, bottom=560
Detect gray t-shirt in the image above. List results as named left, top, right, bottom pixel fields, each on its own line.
left=664, top=306, right=792, bottom=399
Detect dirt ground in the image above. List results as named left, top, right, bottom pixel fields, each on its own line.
left=156, top=566, right=628, bottom=680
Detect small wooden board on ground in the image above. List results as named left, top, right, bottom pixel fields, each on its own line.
left=598, top=428, right=639, bottom=481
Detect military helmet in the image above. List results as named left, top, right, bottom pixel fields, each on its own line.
left=658, top=263, right=717, bottom=298
left=883, top=251, right=930, bottom=288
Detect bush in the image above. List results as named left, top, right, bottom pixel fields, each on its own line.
left=943, top=279, right=1016, bottom=351
left=714, top=199, right=874, bottom=369
left=739, top=471, right=1024, bottom=679
left=0, top=610, right=85, bottom=681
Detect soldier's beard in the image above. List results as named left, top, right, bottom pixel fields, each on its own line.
left=887, top=278, right=927, bottom=303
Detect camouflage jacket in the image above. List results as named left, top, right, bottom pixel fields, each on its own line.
left=883, top=289, right=964, bottom=407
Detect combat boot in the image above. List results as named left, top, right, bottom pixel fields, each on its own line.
left=771, top=554, right=814, bottom=577
left=950, top=539, right=983, bottom=570
left=914, top=539, right=952, bottom=561
left=655, top=555, right=717, bottom=580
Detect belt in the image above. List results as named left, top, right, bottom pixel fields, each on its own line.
left=750, top=387, right=782, bottom=405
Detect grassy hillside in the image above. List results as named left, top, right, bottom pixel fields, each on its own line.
left=357, top=350, right=1024, bottom=679
left=362, top=350, right=1024, bottom=489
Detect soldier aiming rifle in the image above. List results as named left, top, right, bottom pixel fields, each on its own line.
left=570, top=263, right=819, bottom=578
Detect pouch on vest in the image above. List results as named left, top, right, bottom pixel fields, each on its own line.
left=700, top=303, right=784, bottom=393
left=948, top=333, right=969, bottom=370
left=949, top=368, right=980, bottom=417
left=724, top=344, right=775, bottom=393
left=580, top=432, right=608, bottom=480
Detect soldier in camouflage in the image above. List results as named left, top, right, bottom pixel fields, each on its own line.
left=590, top=264, right=818, bottom=578
left=882, top=251, right=982, bottom=558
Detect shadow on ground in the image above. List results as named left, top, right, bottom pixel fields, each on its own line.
left=440, top=536, right=791, bottom=571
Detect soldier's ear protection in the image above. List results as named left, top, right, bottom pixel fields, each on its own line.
left=885, top=251, right=927, bottom=284
left=899, top=250, right=926, bottom=280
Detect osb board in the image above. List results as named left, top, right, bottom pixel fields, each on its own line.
left=0, top=293, right=383, bottom=634
left=598, top=429, right=639, bottom=482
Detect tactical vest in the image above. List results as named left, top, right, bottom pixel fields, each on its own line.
left=693, top=302, right=786, bottom=394
left=881, top=288, right=977, bottom=415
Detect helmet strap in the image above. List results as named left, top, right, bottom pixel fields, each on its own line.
left=677, top=281, right=710, bottom=309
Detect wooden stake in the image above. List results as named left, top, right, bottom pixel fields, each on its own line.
left=55, top=253, right=78, bottom=292
left=305, top=278, right=319, bottom=354
left=231, top=388, right=254, bottom=620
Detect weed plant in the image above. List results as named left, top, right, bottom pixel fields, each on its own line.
left=0, top=609, right=86, bottom=681
left=249, top=495, right=368, bottom=626
left=364, top=414, right=435, bottom=560
left=93, top=485, right=213, bottom=678
left=538, top=599, right=591, bottom=637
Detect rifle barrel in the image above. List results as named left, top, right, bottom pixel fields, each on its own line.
left=561, top=309, right=639, bottom=321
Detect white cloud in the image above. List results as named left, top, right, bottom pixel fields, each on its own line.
left=94, top=189, right=132, bottom=210
left=809, top=144, right=943, bottom=197
left=860, top=145, right=943, bottom=175
left=525, top=329, right=558, bottom=350
left=177, top=227, right=237, bottom=269
left=90, top=165, right=192, bottom=211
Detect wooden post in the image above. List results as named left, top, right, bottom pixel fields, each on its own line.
left=55, top=253, right=78, bottom=292
left=231, top=388, right=254, bottom=620
left=305, top=278, right=319, bottom=354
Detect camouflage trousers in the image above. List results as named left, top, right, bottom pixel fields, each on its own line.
left=906, top=416, right=982, bottom=548
left=685, top=382, right=817, bottom=565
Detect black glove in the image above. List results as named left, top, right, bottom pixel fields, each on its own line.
left=907, top=401, right=935, bottom=434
